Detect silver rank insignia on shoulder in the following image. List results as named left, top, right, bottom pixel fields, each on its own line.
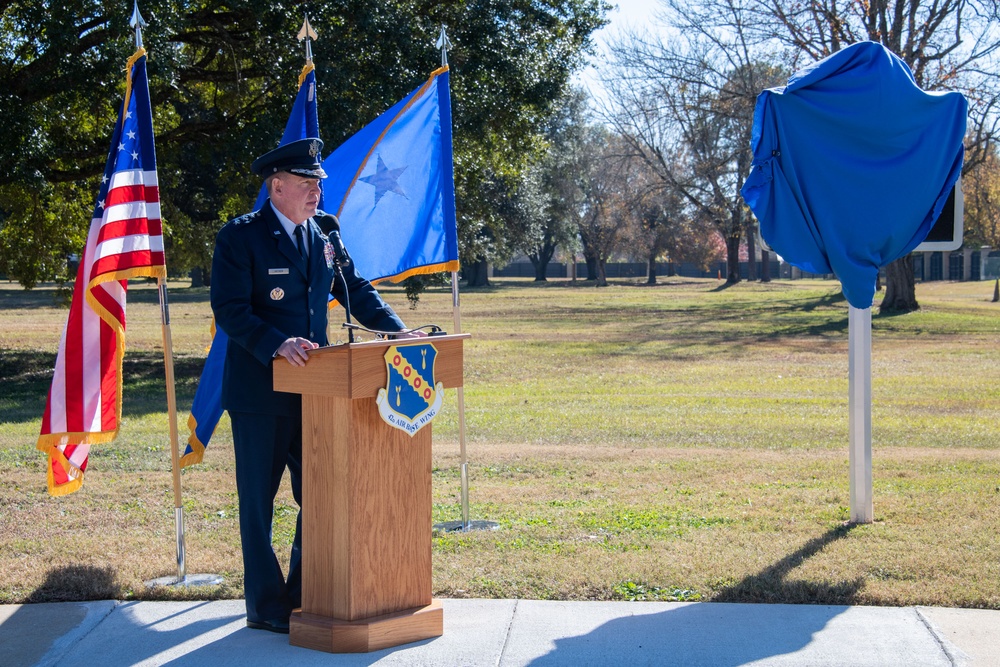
left=270, top=287, right=285, bottom=301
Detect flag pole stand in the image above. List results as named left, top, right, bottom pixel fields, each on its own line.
left=144, top=279, right=223, bottom=588
left=432, top=270, right=499, bottom=534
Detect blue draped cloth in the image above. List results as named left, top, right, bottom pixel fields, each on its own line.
left=741, top=42, right=967, bottom=308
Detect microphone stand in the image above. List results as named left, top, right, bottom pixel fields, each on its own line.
left=332, top=258, right=354, bottom=343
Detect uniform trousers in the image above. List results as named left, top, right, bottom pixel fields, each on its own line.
left=230, top=410, right=303, bottom=623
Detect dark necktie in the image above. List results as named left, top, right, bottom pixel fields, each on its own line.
left=294, top=225, right=306, bottom=259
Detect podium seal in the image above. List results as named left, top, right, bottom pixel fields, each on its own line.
left=376, top=343, right=444, bottom=436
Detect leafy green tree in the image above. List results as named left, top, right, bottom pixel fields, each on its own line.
left=515, top=88, right=594, bottom=281
left=0, top=0, right=608, bottom=290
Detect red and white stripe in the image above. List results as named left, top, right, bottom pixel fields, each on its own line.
left=39, top=168, right=164, bottom=495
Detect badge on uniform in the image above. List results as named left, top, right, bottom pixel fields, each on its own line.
left=270, top=287, right=285, bottom=301
left=323, top=238, right=335, bottom=270
left=376, top=344, right=444, bottom=436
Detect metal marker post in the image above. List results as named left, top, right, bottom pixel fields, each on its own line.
left=848, top=305, right=873, bottom=523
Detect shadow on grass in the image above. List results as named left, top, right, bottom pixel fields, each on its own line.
left=0, top=282, right=211, bottom=311
left=25, top=564, right=122, bottom=603
left=0, top=348, right=204, bottom=424
left=714, top=523, right=862, bottom=604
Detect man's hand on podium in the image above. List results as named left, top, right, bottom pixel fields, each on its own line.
left=276, top=337, right=319, bottom=366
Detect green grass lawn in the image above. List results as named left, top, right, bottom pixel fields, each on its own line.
left=1, top=276, right=998, bottom=607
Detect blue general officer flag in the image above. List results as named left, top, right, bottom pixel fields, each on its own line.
left=740, top=42, right=966, bottom=309
left=321, top=66, right=460, bottom=282
left=183, top=64, right=321, bottom=467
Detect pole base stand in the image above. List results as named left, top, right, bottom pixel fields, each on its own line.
left=290, top=600, right=443, bottom=653
left=433, top=519, right=500, bottom=533
left=143, top=573, right=224, bottom=588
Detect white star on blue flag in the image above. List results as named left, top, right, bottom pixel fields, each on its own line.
left=359, top=154, right=407, bottom=207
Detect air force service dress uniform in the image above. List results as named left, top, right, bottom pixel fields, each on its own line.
left=210, top=138, right=406, bottom=630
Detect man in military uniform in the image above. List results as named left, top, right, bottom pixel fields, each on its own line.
left=210, top=137, right=408, bottom=633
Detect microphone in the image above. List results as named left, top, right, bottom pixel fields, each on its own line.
left=316, top=213, right=354, bottom=342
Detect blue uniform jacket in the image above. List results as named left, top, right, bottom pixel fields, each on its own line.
left=210, top=201, right=405, bottom=415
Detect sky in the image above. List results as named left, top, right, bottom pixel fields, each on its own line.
left=575, top=0, right=667, bottom=102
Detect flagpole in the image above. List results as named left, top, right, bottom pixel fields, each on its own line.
left=298, top=14, right=317, bottom=64
left=159, top=282, right=186, bottom=576
left=437, top=25, right=498, bottom=534
left=129, top=0, right=221, bottom=588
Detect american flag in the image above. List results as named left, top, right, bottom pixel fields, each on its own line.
left=37, top=49, right=165, bottom=496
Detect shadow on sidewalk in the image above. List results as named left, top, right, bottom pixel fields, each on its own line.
left=2, top=565, right=122, bottom=667
left=528, top=524, right=862, bottom=666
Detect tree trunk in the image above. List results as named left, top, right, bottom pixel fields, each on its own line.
left=760, top=251, right=771, bottom=282
left=530, top=258, right=549, bottom=281
left=466, top=257, right=491, bottom=287
left=190, top=265, right=211, bottom=288
left=880, top=255, right=918, bottom=313
left=725, top=234, right=741, bottom=284
left=666, top=262, right=676, bottom=277
left=647, top=255, right=657, bottom=285
left=596, top=259, right=608, bottom=287
left=584, top=249, right=599, bottom=281
left=747, top=231, right=758, bottom=281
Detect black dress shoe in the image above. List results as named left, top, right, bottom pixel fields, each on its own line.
left=246, top=618, right=290, bottom=634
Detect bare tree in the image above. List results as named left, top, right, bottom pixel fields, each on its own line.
left=604, top=0, right=999, bottom=302
left=963, top=145, right=1000, bottom=248
left=576, top=132, right=633, bottom=286
left=602, top=0, right=786, bottom=284
left=618, top=157, right=688, bottom=284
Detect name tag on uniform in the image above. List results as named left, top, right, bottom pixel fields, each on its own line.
left=268, top=268, right=290, bottom=275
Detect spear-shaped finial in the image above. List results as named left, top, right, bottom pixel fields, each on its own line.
left=130, top=0, right=147, bottom=49
left=436, top=25, right=452, bottom=67
left=298, top=15, right=318, bottom=63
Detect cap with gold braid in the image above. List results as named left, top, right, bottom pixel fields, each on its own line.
left=251, top=137, right=327, bottom=179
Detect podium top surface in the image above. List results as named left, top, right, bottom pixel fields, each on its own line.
left=273, top=333, right=469, bottom=399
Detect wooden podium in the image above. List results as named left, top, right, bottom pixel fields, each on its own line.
left=272, top=333, right=469, bottom=653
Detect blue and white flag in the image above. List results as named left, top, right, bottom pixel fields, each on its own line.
left=322, top=66, right=459, bottom=282
left=253, top=67, right=323, bottom=212
left=183, top=64, right=321, bottom=467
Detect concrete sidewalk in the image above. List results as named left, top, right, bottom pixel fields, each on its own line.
left=2, top=599, right=998, bottom=666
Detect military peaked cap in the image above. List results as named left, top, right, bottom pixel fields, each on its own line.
left=251, top=137, right=327, bottom=178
